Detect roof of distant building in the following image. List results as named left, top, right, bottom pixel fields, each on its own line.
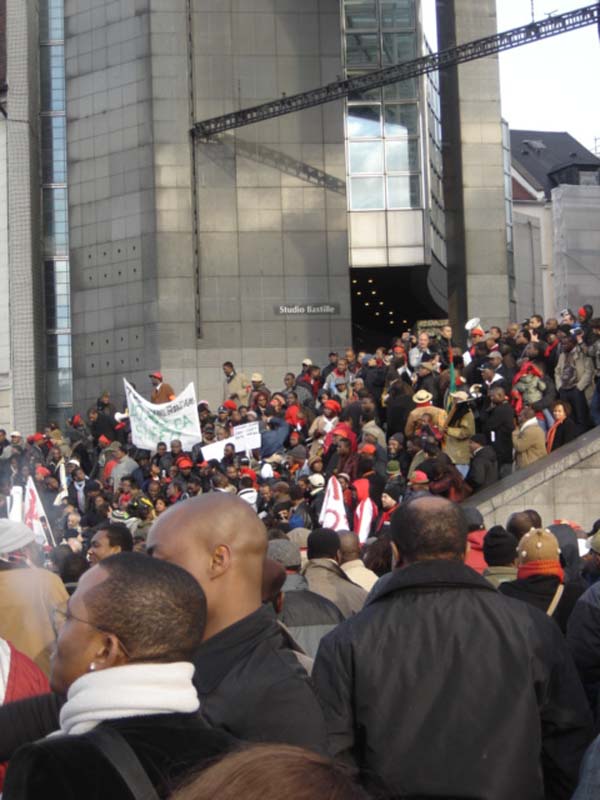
left=510, top=130, right=600, bottom=199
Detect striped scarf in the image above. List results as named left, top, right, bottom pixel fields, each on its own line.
left=517, top=560, right=564, bottom=582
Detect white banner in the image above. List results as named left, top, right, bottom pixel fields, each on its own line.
left=234, top=422, right=261, bottom=453
left=201, top=437, right=235, bottom=462
left=318, top=476, right=349, bottom=532
left=354, top=498, right=376, bottom=544
left=124, top=379, right=202, bottom=452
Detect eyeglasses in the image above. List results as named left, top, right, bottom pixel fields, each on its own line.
left=51, top=606, right=111, bottom=636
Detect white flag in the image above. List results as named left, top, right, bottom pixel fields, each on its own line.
left=24, top=477, right=56, bottom=547
left=354, top=498, right=377, bottom=544
left=318, top=476, right=349, bottom=531
left=8, top=486, right=23, bottom=522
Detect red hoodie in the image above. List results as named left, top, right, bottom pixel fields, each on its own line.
left=465, top=528, right=488, bottom=575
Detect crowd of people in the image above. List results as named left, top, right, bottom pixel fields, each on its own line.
left=0, top=307, right=600, bottom=797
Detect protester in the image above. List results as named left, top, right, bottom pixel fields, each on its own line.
left=3, top=553, right=232, bottom=799
left=482, top=525, right=518, bottom=587
left=87, top=522, right=133, bottom=564
left=302, top=528, right=367, bottom=617
left=313, top=496, right=592, bottom=799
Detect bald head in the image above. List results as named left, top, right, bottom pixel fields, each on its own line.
left=338, top=532, right=361, bottom=564
left=389, top=496, right=467, bottom=564
left=147, top=494, right=268, bottom=640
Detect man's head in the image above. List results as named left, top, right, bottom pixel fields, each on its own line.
left=147, top=494, right=268, bottom=640
left=338, top=532, right=361, bottom=565
left=307, top=528, right=340, bottom=562
left=222, top=361, right=234, bottom=377
left=88, top=523, right=133, bottom=565
left=483, top=526, right=518, bottom=567
left=561, top=336, right=576, bottom=354
left=490, top=387, right=506, bottom=407
left=389, top=497, right=468, bottom=565
left=506, top=510, right=542, bottom=539
left=50, top=553, right=206, bottom=695
left=469, top=433, right=487, bottom=455
left=149, top=371, right=163, bottom=388
left=440, top=324, right=452, bottom=340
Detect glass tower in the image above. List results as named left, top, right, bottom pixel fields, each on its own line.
left=40, top=0, right=72, bottom=423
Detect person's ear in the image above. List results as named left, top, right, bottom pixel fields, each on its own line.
left=335, top=548, right=342, bottom=564
left=275, top=592, right=284, bottom=615
left=209, top=544, right=231, bottom=578
left=391, top=541, right=401, bottom=568
left=88, top=633, right=127, bottom=672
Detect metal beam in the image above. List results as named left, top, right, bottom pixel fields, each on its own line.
left=192, top=3, right=599, bottom=139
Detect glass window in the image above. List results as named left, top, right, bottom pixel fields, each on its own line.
left=346, top=33, right=380, bottom=67
left=348, top=105, right=381, bottom=138
left=40, top=45, right=65, bottom=112
left=386, top=139, right=419, bottom=172
left=345, top=2, right=378, bottom=29
left=47, top=369, right=73, bottom=406
left=381, top=0, right=415, bottom=29
left=348, top=85, right=382, bottom=103
left=40, top=0, right=65, bottom=41
left=350, top=176, right=385, bottom=209
left=41, top=116, right=67, bottom=184
left=349, top=141, right=384, bottom=174
left=43, top=187, right=69, bottom=257
left=387, top=175, right=420, bottom=208
left=382, top=33, right=416, bottom=65
left=384, top=78, right=417, bottom=101
left=384, top=103, right=418, bottom=137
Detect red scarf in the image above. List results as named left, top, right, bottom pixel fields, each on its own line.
left=517, top=560, right=564, bottom=582
left=546, top=419, right=563, bottom=453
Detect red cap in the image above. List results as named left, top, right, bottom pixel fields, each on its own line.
left=177, top=457, right=194, bottom=469
left=149, top=371, right=163, bottom=380
left=471, top=327, right=485, bottom=337
left=35, top=466, right=51, bottom=478
left=223, top=400, right=237, bottom=410
left=359, top=443, right=376, bottom=455
left=98, top=435, right=111, bottom=446
left=72, top=414, right=83, bottom=426
left=578, top=307, right=587, bottom=318
left=324, top=399, right=341, bottom=414
left=409, top=470, right=430, bottom=484
left=332, top=425, right=349, bottom=437
left=198, top=461, right=209, bottom=468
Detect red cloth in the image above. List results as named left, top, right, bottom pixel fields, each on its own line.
left=285, top=404, right=302, bottom=426
left=465, top=529, right=488, bottom=575
left=517, top=560, right=564, bottom=582
left=0, top=642, right=50, bottom=789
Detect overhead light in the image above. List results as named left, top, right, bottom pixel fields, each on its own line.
left=368, top=279, right=373, bottom=283
left=365, top=302, right=369, bottom=306
left=356, top=291, right=362, bottom=295
left=379, top=301, right=384, bottom=306
left=352, top=279, right=357, bottom=284
left=375, top=312, right=380, bottom=316
left=388, top=311, right=393, bottom=315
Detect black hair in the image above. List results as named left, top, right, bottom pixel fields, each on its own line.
left=307, top=528, right=340, bottom=560
left=239, top=475, right=254, bottom=489
left=289, top=484, right=304, bottom=501
left=222, top=361, right=234, bottom=369
left=94, top=522, right=134, bottom=552
left=86, top=553, right=206, bottom=661
left=390, top=499, right=468, bottom=562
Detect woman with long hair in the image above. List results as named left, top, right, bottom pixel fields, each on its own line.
left=546, top=400, right=582, bottom=453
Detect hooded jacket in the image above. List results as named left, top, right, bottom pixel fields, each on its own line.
left=313, top=559, right=592, bottom=799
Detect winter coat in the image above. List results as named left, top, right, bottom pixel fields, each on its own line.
left=360, top=419, right=386, bottom=450
left=556, top=347, right=594, bottom=394
left=500, top=574, right=585, bottom=634
left=514, top=373, right=546, bottom=405
left=223, top=371, right=251, bottom=404
left=484, top=565, right=518, bottom=588
left=512, top=420, right=547, bottom=469
left=405, top=404, right=447, bottom=438
left=465, top=529, right=488, bottom=574
left=302, top=559, right=367, bottom=618
left=481, top=402, right=515, bottom=465
left=3, top=713, right=232, bottom=800
left=568, top=582, right=600, bottom=718
left=444, top=409, right=475, bottom=465
left=548, top=416, right=582, bottom=452
left=260, top=417, right=291, bottom=458
left=465, top=445, right=498, bottom=491
left=313, top=559, right=593, bottom=799
left=279, top=574, right=345, bottom=659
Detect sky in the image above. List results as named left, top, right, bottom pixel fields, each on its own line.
left=422, top=0, right=600, bottom=154
left=496, top=0, right=600, bottom=154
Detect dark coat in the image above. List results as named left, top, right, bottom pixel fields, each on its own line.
left=193, top=605, right=329, bottom=751
left=549, top=416, right=583, bottom=452
left=568, top=581, right=600, bottom=718
left=499, top=574, right=585, bottom=635
left=312, top=559, right=592, bottom=800
left=481, top=402, right=515, bottom=465
left=279, top=574, right=345, bottom=659
left=385, top=394, right=415, bottom=439
left=465, top=444, right=498, bottom=491
left=3, top=712, right=232, bottom=800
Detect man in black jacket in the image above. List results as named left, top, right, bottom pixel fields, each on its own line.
left=312, top=496, right=592, bottom=800
left=480, top=387, right=515, bottom=479
left=465, top=433, right=499, bottom=491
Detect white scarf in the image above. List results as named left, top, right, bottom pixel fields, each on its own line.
left=57, top=662, right=199, bottom=736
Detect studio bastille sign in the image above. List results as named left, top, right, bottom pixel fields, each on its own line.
left=275, top=303, right=340, bottom=316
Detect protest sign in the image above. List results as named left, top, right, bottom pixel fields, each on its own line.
left=124, top=379, right=202, bottom=451
left=201, top=437, right=235, bottom=462
left=234, top=422, right=261, bottom=453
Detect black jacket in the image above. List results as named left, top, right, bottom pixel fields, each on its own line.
left=0, top=607, right=328, bottom=761
left=499, top=574, right=585, bottom=635
left=192, top=605, right=328, bottom=751
left=279, top=573, right=345, bottom=659
left=548, top=416, right=582, bottom=452
left=465, top=445, right=498, bottom=491
left=568, top=581, right=600, bottom=719
left=480, top=402, right=515, bottom=465
left=3, top=712, right=232, bottom=800
left=312, top=560, right=592, bottom=800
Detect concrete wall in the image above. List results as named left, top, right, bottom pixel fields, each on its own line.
left=466, top=427, right=600, bottom=531
left=66, top=0, right=351, bottom=411
left=4, top=0, right=43, bottom=431
left=513, top=209, right=543, bottom=322
left=552, top=184, right=600, bottom=316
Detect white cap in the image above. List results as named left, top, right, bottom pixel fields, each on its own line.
left=10, top=431, right=22, bottom=438
left=0, top=519, right=35, bottom=555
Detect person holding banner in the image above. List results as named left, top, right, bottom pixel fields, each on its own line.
left=149, top=371, right=176, bottom=405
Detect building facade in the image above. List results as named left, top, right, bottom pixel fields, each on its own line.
left=63, top=0, right=509, bottom=411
